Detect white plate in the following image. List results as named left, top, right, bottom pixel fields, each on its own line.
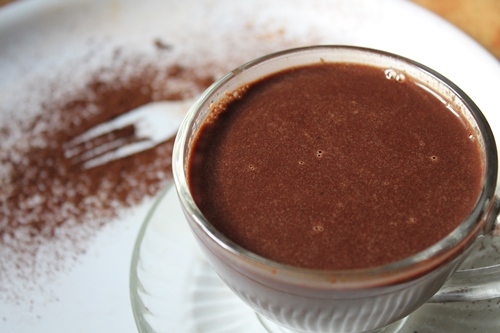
left=2, top=0, right=500, bottom=332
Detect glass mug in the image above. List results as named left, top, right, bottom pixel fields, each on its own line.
left=172, top=46, right=500, bottom=333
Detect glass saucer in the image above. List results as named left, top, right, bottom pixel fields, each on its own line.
left=130, top=183, right=500, bottom=333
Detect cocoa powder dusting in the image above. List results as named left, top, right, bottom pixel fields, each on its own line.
left=0, top=47, right=216, bottom=300
left=0, top=16, right=323, bottom=303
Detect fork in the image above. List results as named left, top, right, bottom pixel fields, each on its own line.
left=64, top=99, right=194, bottom=169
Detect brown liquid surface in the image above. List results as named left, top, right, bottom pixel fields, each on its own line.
left=187, top=63, right=483, bottom=270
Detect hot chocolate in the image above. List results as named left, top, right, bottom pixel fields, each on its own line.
left=187, top=62, right=483, bottom=270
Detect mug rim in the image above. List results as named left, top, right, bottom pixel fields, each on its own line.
left=172, top=45, right=498, bottom=286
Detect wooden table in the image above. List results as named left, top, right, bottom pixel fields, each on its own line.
left=412, top=0, right=500, bottom=60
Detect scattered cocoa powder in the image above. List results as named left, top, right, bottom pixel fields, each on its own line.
left=0, top=46, right=217, bottom=300
left=154, top=38, right=172, bottom=51
left=0, top=18, right=323, bottom=303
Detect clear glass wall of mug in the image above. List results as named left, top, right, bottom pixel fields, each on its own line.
left=172, top=46, right=500, bottom=333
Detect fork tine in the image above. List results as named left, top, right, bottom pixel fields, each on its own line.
left=67, top=99, right=195, bottom=169
left=82, top=139, right=158, bottom=169
left=71, top=137, right=130, bottom=165
left=67, top=103, right=156, bottom=147
left=64, top=124, right=135, bottom=159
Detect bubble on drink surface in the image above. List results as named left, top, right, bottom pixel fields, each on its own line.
left=316, top=150, right=324, bottom=158
left=298, top=160, right=305, bottom=165
left=430, top=155, right=438, bottom=162
left=312, top=225, right=324, bottom=232
left=384, top=69, right=405, bottom=82
left=407, top=217, right=417, bottom=224
left=248, top=164, right=256, bottom=171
